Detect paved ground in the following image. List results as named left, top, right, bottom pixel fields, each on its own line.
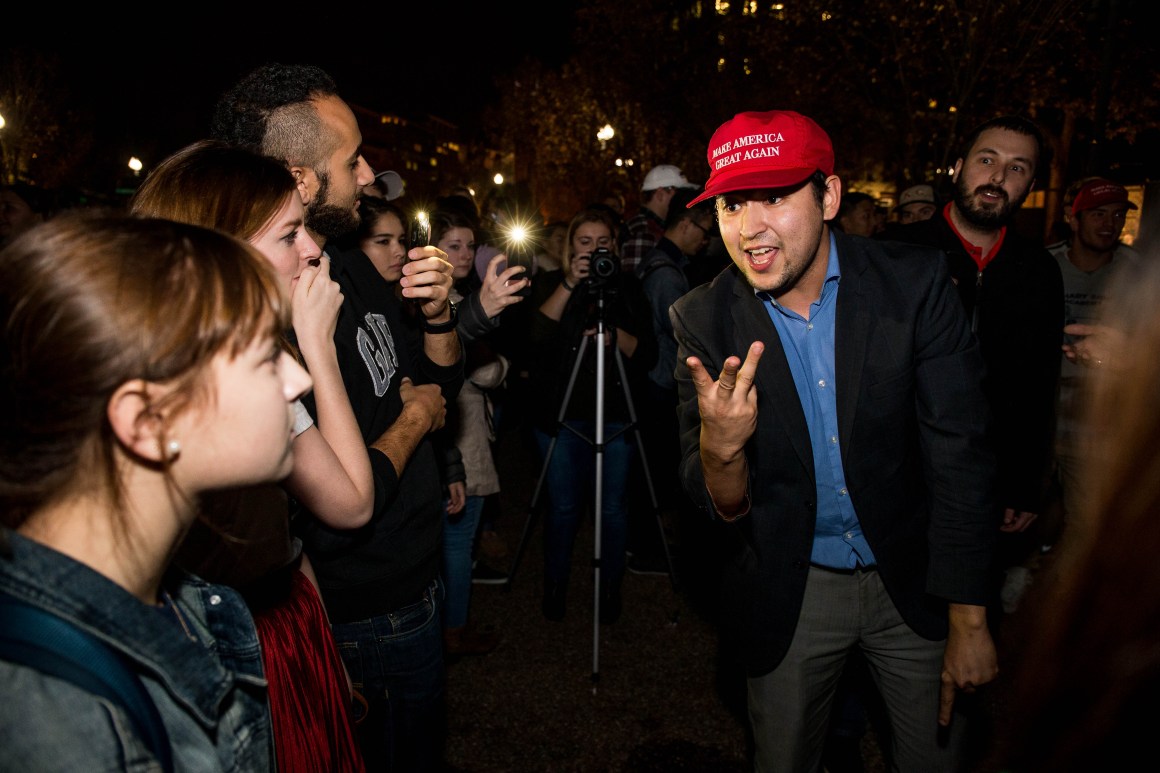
left=440, top=418, right=753, bottom=772
left=439, top=411, right=1025, bottom=772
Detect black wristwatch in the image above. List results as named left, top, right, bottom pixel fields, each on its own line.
left=420, top=300, right=458, bottom=334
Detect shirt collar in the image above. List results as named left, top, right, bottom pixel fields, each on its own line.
left=942, top=202, right=1007, bottom=271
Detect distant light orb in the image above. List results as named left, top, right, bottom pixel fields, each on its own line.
left=596, top=124, right=615, bottom=142
left=128, top=156, right=143, bottom=173
left=493, top=173, right=504, bottom=185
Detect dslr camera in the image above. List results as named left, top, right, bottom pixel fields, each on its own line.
left=588, top=247, right=620, bottom=283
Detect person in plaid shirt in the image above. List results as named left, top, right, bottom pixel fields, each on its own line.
left=619, top=164, right=699, bottom=274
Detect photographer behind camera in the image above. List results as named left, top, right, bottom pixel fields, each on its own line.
left=528, top=206, right=658, bottom=625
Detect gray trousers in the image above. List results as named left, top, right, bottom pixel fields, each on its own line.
left=747, top=565, right=966, bottom=773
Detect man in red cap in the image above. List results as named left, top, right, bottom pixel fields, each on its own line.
left=670, top=109, right=998, bottom=771
left=1045, top=177, right=1139, bottom=551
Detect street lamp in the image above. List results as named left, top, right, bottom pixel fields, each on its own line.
left=597, top=123, right=615, bottom=151
left=128, top=157, right=143, bottom=177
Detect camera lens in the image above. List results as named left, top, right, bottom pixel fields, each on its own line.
left=590, top=247, right=619, bottom=279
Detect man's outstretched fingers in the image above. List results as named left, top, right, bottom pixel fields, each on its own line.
left=686, top=356, right=714, bottom=394
left=717, top=355, right=742, bottom=393
left=736, top=341, right=765, bottom=392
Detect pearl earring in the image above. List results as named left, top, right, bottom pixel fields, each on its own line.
left=166, top=439, right=181, bottom=457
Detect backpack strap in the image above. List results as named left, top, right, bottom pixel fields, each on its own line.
left=0, top=592, right=174, bottom=773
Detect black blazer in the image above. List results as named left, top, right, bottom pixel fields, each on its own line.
left=889, top=216, right=1063, bottom=513
left=670, top=230, right=996, bottom=676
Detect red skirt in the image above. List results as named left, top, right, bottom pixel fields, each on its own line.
left=253, top=568, right=366, bottom=773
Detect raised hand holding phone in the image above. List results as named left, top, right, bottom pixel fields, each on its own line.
left=479, top=253, right=529, bottom=318
left=407, top=210, right=431, bottom=257
left=400, top=208, right=455, bottom=326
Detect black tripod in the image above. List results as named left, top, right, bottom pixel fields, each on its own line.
left=505, top=278, right=677, bottom=687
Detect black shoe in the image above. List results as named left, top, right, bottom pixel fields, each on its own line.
left=627, top=551, right=669, bottom=577
left=471, top=561, right=508, bottom=585
left=542, top=582, right=566, bottom=622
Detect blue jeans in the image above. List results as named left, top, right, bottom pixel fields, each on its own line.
left=441, top=494, right=484, bottom=629
left=331, top=578, right=446, bottom=772
left=534, top=420, right=633, bottom=587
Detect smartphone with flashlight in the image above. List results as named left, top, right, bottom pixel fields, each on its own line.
left=408, top=210, right=431, bottom=257
left=502, top=223, right=535, bottom=298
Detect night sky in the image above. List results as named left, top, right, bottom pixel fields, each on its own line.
left=9, top=6, right=576, bottom=185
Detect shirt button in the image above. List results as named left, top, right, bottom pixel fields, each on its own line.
left=839, top=488, right=848, bottom=496
left=845, top=531, right=854, bottom=539
left=830, top=436, right=838, bottom=444
left=818, top=379, right=826, bottom=388
left=807, top=323, right=813, bottom=330
left=209, top=594, right=222, bottom=606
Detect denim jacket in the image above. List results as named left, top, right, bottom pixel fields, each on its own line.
left=0, top=529, right=275, bottom=772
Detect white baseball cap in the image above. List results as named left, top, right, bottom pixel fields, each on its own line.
left=642, top=164, right=698, bottom=192
left=896, top=184, right=937, bottom=210
left=374, top=170, right=405, bottom=201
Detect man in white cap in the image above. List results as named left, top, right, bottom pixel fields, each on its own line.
left=620, top=164, right=699, bottom=274
left=669, top=108, right=998, bottom=771
left=896, top=183, right=939, bottom=224
left=876, top=183, right=939, bottom=241
left=367, top=169, right=406, bottom=201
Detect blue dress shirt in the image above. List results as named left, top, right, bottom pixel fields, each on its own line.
left=757, top=233, right=877, bottom=569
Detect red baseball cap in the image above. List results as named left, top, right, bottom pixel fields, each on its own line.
left=687, top=110, right=835, bottom=207
left=1071, top=178, right=1137, bottom=216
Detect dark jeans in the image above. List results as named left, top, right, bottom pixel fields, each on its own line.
left=441, top=495, right=484, bottom=629
left=331, top=577, right=446, bottom=772
left=534, top=420, right=632, bottom=587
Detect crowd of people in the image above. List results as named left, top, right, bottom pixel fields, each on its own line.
left=0, top=59, right=1151, bottom=773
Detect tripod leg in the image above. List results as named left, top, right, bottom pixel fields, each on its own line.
left=611, top=345, right=679, bottom=591
left=505, top=434, right=556, bottom=587
left=592, top=313, right=606, bottom=687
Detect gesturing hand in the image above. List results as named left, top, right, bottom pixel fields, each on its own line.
left=686, top=341, right=765, bottom=462
left=1062, top=321, right=1124, bottom=371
